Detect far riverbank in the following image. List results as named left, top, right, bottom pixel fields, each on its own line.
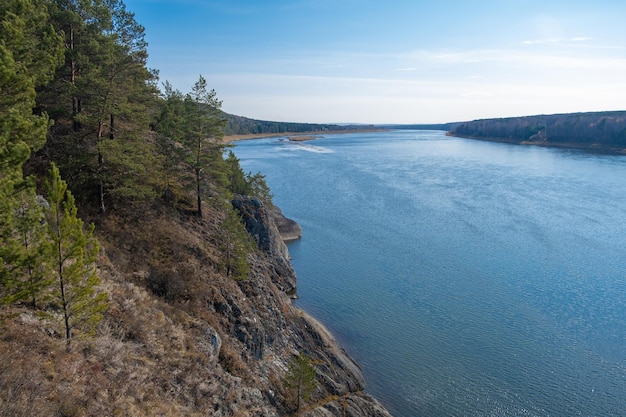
left=223, top=128, right=387, bottom=143
left=447, top=132, right=626, bottom=155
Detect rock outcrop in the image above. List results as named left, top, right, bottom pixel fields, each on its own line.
left=232, top=196, right=297, bottom=295
left=270, top=204, right=302, bottom=241
left=233, top=196, right=394, bottom=417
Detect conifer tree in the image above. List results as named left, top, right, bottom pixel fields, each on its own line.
left=9, top=193, right=54, bottom=308
left=0, top=0, right=62, bottom=306
left=225, top=150, right=253, bottom=196
left=225, top=151, right=273, bottom=206
left=283, top=352, right=317, bottom=414
left=41, top=0, right=159, bottom=213
left=182, top=75, right=226, bottom=217
left=0, top=169, right=52, bottom=309
left=154, top=82, right=187, bottom=203
left=247, top=172, right=274, bottom=208
left=154, top=77, right=230, bottom=213
left=45, top=163, right=107, bottom=350
left=219, top=209, right=254, bottom=281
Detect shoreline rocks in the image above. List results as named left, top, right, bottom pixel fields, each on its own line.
left=233, top=195, right=394, bottom=417
left=270, top=204, right=302, bottom=241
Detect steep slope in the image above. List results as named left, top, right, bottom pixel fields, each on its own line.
left=0, top=198, right=392, bottom=417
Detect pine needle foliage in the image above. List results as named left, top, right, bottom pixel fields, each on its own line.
left=283, top=351, right=318, bottom=414
left=218, top=209, right=255, bottom=281
left=45, top=163, right=107, bottom=350
left=0, top=0, right=62, bottom=307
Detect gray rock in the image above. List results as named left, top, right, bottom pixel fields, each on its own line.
left=230, top=195, right=394, bottom=417
left=232, top=196, right=297, bottom=295
left=270, top=204, right=302, bottom=241
left=304, top=393, right=394, bottom=417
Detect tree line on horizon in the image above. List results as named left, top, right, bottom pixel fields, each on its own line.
left=0, top=0, right=273, bottom=348
left=223, top=112, right=377, bottom=136
left=449, top=111, right=626, bottom=148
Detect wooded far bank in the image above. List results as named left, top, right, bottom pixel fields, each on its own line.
left=446, top=111, right=626, bottom=153
left=225, top=111, right=626, bottom=154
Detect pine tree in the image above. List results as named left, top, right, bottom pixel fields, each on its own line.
left=45, top=163, right=107, bottom=350
left=41, top=0, right=159, bottom=213
left=153, top=82, right=187, bottom=204
left=0, top=0, right=62, bottom=306
left=219, top=209, right=254, bottom=281
left=0, top=170, right=52, bottom=309
left=225, top=150, right=253, bottom=196
left=9, top=192, right=54, bottom=308
left=182, top=75, right=226, bottom=217
left=283, top=352, right=318, bottom=414
left=247, top=172, right=274, bottom=208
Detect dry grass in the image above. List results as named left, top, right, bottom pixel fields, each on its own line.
left=0, top=200, right=285, bottom=416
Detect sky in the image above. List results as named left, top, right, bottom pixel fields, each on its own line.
left=124, top=0, right=626, bottom=124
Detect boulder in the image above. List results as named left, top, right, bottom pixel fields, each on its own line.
left=270, top=205, right=302, bottom=241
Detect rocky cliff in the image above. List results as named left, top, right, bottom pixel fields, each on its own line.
left=0, top=198, right=393, bottom=416
left=232, top=195, right=393, bottom=416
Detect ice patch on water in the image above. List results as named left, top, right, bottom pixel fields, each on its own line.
left=275, top=138, right=334, bottom=153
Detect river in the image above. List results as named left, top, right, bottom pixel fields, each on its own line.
left=233, top=130, right=626, bottom=417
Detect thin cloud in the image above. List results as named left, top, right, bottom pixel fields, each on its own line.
left=460, top=91, right=494, bottom=98
left=523, top=36, right=592, bottom=45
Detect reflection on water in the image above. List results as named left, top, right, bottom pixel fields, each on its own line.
left=234, top=131, right=626, bottom=417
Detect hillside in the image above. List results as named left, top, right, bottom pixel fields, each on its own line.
left=1, top=196, right=392, bottom=416
left=448, top=111, right=626, bottom=153
left=0, top=1, right=393, bottom=416
left=379, top=123, right=459, bottom=131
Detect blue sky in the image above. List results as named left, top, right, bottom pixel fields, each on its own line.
left=125, top=0, right=626, bottom=124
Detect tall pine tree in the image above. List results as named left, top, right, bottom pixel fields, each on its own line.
left=153, top=82, right=187, bottom=204
left=182, top=75, right=226, bottom=217
left=45, top=163, right=107, bottom=350
left=0, top=0, right=63, bottom=306
left=154, top=76, right=228, bottom=215
left=40, top=0, right=159, bottom=213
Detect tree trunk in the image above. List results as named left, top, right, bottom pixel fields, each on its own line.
left=196, top=168, right=202, bottom=217
left=109, top=113, right=115, bottom=139
left=97, top=123, right=106, bottom=214
left=62, top=282, right=71, bottom=350
left=57, top=230, right=72, bottom=351
left=69, top=25, right=82, bottom=132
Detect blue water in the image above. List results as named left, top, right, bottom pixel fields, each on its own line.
left=233, top=130, right=626, bottom=417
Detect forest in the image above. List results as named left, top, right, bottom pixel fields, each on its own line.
left=2, top=2, right=399, bottom=416
left=223, top=113, right=375, bottom=136
left=3, top=0, right=624, bottom=414
left=448, top=111, right=626, bottom=151
left=0, top=0, right=273, bottom=351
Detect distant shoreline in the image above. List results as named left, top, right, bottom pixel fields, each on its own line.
left=223, top=128, right=387, bottom=143
left=447, top=132, right=626, bottom=155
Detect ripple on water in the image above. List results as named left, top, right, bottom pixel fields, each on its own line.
left=236, top=131, right=626, bottom=417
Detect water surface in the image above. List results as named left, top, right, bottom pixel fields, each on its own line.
left=234, top=130, right=626, bottom=417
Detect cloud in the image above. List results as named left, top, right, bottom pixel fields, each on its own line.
left=460, top=91, right=493, bottom=98
left=156, top=41, right=626, bottom=124
left=522, top=36, right=592, bottom=45
left=394, top=67, right=420, bottom=72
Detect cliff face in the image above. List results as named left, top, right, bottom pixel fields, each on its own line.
left=231, top=196, right=297, bottom=296
left=233, top=196, right=393, bottom=416
left=0, top=199, right=392, bottom=416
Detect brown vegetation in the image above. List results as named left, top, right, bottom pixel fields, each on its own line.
left=1, top=199, right=393, bottom=416
left=0, top=1, right=393, bottom=415
left=1, top=204, right=259, bottom=416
